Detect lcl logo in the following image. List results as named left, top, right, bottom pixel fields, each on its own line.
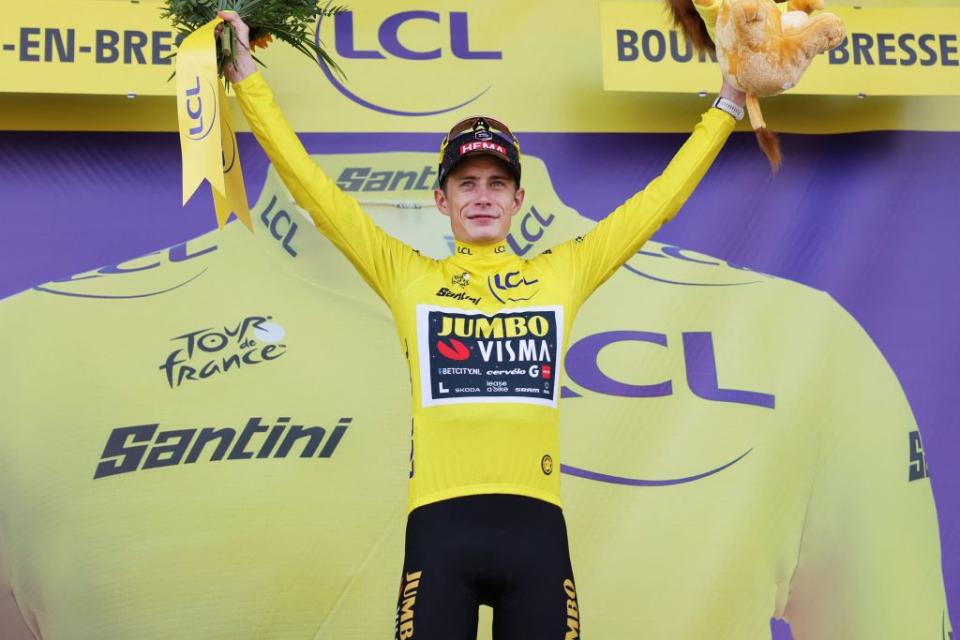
left=315, top=9, right=502, bottom=116
left=183, top=76, right=216, bottom=141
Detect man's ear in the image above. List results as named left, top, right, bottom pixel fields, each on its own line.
left=511, top=187, right=526, bottom=217
left=434, top=188, right=451, bottom=217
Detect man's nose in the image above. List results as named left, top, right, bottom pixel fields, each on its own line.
left=474, top=184, right=493, bottom=204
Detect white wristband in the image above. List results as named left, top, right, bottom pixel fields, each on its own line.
left=712, top=96, right=745, bottom=121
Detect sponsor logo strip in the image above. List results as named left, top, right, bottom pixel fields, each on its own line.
left=416, top=305, right=563, bottom=407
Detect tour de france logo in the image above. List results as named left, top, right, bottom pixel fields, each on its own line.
left=159, top=314, right=287, bottom=388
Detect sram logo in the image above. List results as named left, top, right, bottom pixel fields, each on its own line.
left=315, top=9, right=502, bottom=116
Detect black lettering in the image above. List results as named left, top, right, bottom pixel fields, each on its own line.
left=852, top=33, right=874, bottom=65
left=641, top=29, right=666, bottom=62
left=20, top=28, right=40, bottom=62
left=276, top=425, right=327, bottom=458
left=153, top=30, right=173, bottom=65
left=941, top=34, right=958, bottom=67
left=261, top=344, right=284, bottom=361
left=95, top=29, right=119, bottom=63
left=94, top=424, right=158, bottom=478
left=185, top=427, right=237, bottom=463
left=414, top=165, right=437, bottom=190
left=616, top=29, right=638, bottom=62
left=228, top=417, right=269, bottom=460
left=44, top=28, right=75, bottom=63
left=337, top=167, right=369, bottom=191
left=898, top=34, right=917, bottom=66
left=876, top=33, right=895, bottom=66
left=124, top=30, right=148, bottom=64
left=669, top=30, right=693, bottom=62
left=176, top=364, right=197, bottom=386
left=199, top=359, right=222, bottom=379
left=142, top=429, right=194, bottom=469
left=697, top=47, right=717, bottom=63
left=363, top=171, right=391, bottom=191
left=257, top=420, right=289, bottom=458
left=319, top=422, right=350, bottom=457
left=918, top=34, right=938, bottom=66
left=389, top=170, right=418, bottom=191
left=221, top=352, right=243, bottom=372
left=829, top=37, right=849, bottom=64
left=241, top=348, right=261, bottom=365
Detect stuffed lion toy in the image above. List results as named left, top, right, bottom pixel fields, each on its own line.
left=668, top=0, right=845, bottom=170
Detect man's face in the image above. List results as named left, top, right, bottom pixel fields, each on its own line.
left=434, top=155, right=525, bottom=244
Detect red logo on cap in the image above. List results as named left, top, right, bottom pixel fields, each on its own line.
left=460, top=141, right=507, bottom=156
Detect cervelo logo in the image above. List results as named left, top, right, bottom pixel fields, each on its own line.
left=182, top=76, right=217, bottom=141
left=160, top=315, right=287, bottom=388
left=315, top=7, right=502, bottom=116
left=460, top=141, right=506, bottom=156
left=34, top=240, right=216, bottom=300
left=560, top=329, right=774, bottom=486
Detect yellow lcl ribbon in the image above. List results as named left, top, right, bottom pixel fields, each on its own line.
left=176, top=18, right=253, bottom=231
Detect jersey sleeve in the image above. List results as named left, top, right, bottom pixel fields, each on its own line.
left=541, top=108, right=734, bottom=302
left=780, top=294, right=953, bottom=638
left=233, top=72, right=429, bottom=304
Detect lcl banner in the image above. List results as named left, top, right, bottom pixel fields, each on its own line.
left=2, top=0, right=959, bottom=136
left=600, top=3, right=960, bottom=96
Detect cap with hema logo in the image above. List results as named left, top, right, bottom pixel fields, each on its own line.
left=438, top=116, right=522, bottom=188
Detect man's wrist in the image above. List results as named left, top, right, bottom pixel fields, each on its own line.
left=230, top=57, right=258, bottom=83
left=718, top=79, right=746, bottom=108
left=712, top=96, right=745, bottom=121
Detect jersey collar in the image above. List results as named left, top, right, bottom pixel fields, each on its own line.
left=452, top=239, right=511, bottom=261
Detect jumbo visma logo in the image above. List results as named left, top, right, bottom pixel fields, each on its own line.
left=418, top=306, right=562, bottom=407
left=315, top=7, right=502, bottom=116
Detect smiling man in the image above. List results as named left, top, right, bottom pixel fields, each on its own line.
left=219, top=9, right=743, bottom=638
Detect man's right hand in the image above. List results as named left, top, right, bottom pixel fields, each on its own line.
left=217, top=11, right=257, bottom=84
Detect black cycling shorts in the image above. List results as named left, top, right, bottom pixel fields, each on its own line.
left=394, top=494, right=581, bottom=640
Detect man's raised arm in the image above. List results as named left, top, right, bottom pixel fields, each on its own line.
left=218, top=11, right=427, bottom=304
left=546, top=79, right=744, bottom=302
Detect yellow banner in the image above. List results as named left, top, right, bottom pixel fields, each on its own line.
left=174, top=18, right=251, bottom=230
left=601, top=3, right=960, bottom=96
left=0, top=0, right=958, bottom=133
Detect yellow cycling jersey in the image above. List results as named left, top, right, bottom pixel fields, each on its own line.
left=0, top=145, right=951, bottom=638
left=233, top=71, right=735, bottom=511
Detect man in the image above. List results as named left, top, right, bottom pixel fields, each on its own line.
left=218, top=10, right=744, bottom=638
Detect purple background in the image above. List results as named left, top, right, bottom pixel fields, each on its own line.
left=1, top=129, right=957, bottom=637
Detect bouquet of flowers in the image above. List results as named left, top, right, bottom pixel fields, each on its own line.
left=161, top=0, right=346, bottom=79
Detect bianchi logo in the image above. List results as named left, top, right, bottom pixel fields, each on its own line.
left=159, top=315, right=287, bottom=388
